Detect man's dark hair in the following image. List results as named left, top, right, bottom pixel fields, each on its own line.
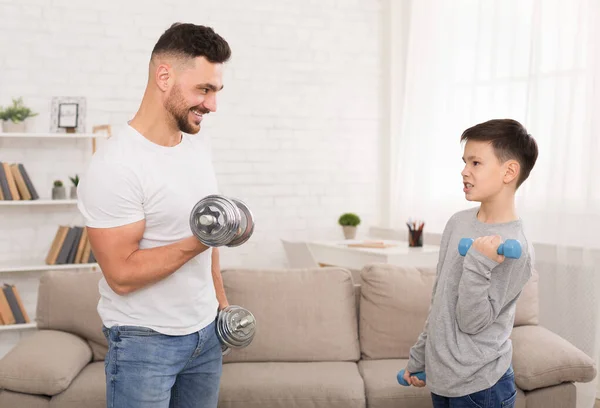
left=151, top=23, right=231, bottom=64
left=460, top=119, right=538, bottom=188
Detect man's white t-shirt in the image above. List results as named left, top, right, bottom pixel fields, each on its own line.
left=77, top=124, right=219, bottom=335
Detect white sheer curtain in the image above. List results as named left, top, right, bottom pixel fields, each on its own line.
left=389, top=0, right=600, bottom=406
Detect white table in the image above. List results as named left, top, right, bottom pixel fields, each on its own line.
left=308, top=239, right=440, bottom=270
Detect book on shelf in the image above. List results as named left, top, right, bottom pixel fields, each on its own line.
left=46, top=225, right=96, bottom=265
left=0, top=162, right=39, bottom=200
left=0, top=283, right=30, bottom=326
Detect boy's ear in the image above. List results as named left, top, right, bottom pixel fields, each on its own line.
left=503, top=160, right=520, bottom=184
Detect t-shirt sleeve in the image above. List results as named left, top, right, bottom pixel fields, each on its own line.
left=77, top=160, right=145, bottom=228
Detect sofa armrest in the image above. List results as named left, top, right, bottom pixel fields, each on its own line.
left=0, top=329, right=92, bottom=396
left=511, top=325, right=597, bottom=391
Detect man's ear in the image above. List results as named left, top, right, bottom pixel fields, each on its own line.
left=503, top=160, right=520, bottom=184
left=155, top=63, right=172, bottom=92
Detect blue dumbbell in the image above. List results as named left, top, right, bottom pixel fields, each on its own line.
left=397, top=368, right=426, bottom=386
left=458, top=238, right=522, bottom=259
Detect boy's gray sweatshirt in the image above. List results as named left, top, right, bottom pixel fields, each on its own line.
left=406, top=207, right=534, bottom=397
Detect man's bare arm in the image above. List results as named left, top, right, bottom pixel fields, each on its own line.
left=87, top=220, right=209, bottom=295
left=211, top=248, right=229, bottom=310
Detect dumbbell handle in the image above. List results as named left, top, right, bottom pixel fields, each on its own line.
left=236, top=316, right=255, bottom=330
left=458, top=238, right=522, bottom=259
left=397, top=368, right=426, bottom=386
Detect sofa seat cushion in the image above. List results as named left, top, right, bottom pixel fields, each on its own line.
left=511, top=325, right=597, bottom=390
left=219, top=362, right=365, bottom=408
left=222, top=268, right=360, bottom=362
left=0, top=390, right=50, bottom=408
left=358, top=359, right=527, bottom=408
left=49, top=362, right=105, bottom=408
left=0, top=330, right=92, bottom=396
left=358, top=359, right=432, bottom=408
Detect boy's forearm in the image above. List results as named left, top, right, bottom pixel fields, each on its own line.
left=211, top=248, right=229, bottom=309
left=113, top=236, right=209, bottom=295
left=456, top=251, right=498, bottom=334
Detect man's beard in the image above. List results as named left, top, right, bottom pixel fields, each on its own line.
left=165, top=85, right=208, bottom=134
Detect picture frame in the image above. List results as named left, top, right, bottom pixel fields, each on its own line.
left=50, top=97, right=86, bottom=133
left=58, top=103, right=79, bottom=128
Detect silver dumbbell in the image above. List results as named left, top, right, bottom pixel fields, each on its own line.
left=216, top=305, right=257, bottom=355
left=189, top=195, right=255, bottom=247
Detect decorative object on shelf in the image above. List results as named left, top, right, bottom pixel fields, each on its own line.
left=0, top=162, right=39, bottom=201
left=0, top=98, right=38, bottom=133
left=50, top=96, right=86, bottom=134
left=406, top=219, right=425, bottom=247
left=0, top=283, right=30, bottom=325
left=45, top=225, right=95, bottom=265
left=69, top=174, right=79, bottom=199
left=338, top=212, right=361, bottom=239
left=52, top=180, right=66, bottom=200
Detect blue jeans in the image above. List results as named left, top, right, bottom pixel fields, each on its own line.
left=102, top=319, right=223, bottom=408
left=431, top=366, right=517, bottom=408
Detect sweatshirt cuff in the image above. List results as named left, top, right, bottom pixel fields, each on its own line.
left=466, top=248, right=499, bottom=275
left=406, top=359, right=425, bottom=374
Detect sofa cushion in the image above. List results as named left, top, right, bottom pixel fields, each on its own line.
left=358, top=359, right=527, bottom=408
left=522, top=382, right=575, bottom=408
left=49, top=362, right=105, bottom=408
left=219, top=362, right=365, bottom=408
left=88, top=339, right=108, bottom=362
left=359, top=264, right=436, bottom=359
left=0, top=390, right=50, bottom=408
left=221, top=268, right=360, bottom=362
left=514, top=268, right=539, bottom=326
left=37, top=270, right=106, bottom=350
left=0, top=330, right=92, bottom=396
left=511, top=325, right=597, bottom=390
left=358, top=359, right=432, bottom=408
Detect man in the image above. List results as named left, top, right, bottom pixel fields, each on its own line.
left=77, top=23, right=231, bottom=408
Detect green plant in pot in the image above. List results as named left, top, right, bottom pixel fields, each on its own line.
left=0, top=97, right=38, bottom=133
left=69, top=174, right=79, bottom=199
left=52, top=180, right=66, bottom=200
left=338, top=213, right=361, bottom=239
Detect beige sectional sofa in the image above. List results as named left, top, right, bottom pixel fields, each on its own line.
left=0, top=264, right=596, bottom=408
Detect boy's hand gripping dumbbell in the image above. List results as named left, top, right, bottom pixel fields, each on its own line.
left=458, top=236, right=522, bottom=261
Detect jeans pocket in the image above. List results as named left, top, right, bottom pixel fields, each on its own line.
left=464, top=388, right=489, bottom=408
left=501, top=390, right=517, bottom=407
left=117, top=325, right=161, bottom=337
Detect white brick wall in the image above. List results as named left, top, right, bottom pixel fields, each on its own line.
left=0, top=0, right=384, bottom=355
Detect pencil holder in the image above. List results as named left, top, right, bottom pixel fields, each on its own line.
left=408, top=228, right=423, bottom=247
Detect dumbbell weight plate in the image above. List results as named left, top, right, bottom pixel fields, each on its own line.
left=227, top=198, right=255, bottom=247
left=189, top=195, right=240, bottom=247
left=216, top=305, right=256, bottom=354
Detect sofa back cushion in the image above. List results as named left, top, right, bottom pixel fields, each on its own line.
left=222, top=267, right=360, bottom=363
left=514, top=268, right=539, bottom=326
left=359, top=264, right=437, bottom=359
left=359, top=264, right=540, bottom=359
left=36, top=270, right=107, bottom=361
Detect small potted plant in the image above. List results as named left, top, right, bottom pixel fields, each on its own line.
left=338, top=213, right=361, bottom=239
left=0, top=97, right=38, bottom=133
left=52, top=180, right=66, bottom=200
left=69, top=174, right=79, bottom=199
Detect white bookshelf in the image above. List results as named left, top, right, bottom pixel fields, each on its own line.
left=0, top=323, right=36, bottom=332
left=0, top=261, right=99, bottom=274
left=0, top=132, right=98, bottom=139
left=0, top=199, right=78, bottom=206
left=0, top=126, right=110, bottom=339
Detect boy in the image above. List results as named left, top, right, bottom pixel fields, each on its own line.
left=402, top=119, right=539, bottom=408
